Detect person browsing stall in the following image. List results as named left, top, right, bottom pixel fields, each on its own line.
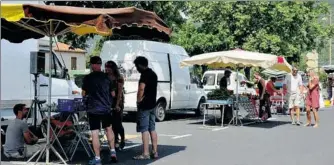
left=82, top=56, right=117, bottom=164
left=4, top=104, right=40, bottom=159
left=133, top=56, right=159, bottom=160
left=266, top=77, right=281, bottom=96
left=105, top=60, right=125, bottom=150
left=283, top=67, right=303, bottom=125
left=254, top=72, right=272, bottom=120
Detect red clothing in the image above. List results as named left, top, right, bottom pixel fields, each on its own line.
left=306, top=77, right=320, bottom=109
left=266, top=81, right=276, bottom=96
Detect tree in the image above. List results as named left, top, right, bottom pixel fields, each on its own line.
left=176, top=1, right=333, bottom=62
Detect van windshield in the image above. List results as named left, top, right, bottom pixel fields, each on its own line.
left=203, top=74, right=215, bottom=85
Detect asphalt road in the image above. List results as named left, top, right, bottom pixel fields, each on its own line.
left=2, top=107, right=334, bottom=165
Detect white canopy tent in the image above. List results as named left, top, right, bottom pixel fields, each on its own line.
left=180, top=49, right=292, bottom=125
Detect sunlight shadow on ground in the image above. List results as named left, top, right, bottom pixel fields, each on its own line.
left=1, top=143, right=186, bottom=165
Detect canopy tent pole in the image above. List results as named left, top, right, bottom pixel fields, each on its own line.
left=25, top=20, right=68, bottom=165
left=46, top=20, right=52, bottom=163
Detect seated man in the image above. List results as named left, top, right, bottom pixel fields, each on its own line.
left=3, top=104, right=40, bottom=159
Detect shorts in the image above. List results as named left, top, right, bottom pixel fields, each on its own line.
left=288, top=93, right=301, bottom=109
left=136, top=108, right=156, bottom=133
left=88, top=113, right=112, bottom=130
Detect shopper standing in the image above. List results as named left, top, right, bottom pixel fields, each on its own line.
left=305, top=69, right=320, bottom=128
left=254, top=72, right=271, bottom=120
left=133, top=56, right=159, bottom=160
left=283, top=67, right=303, bottom=125
left=82, top=56, right=117, bottom=164
left=105, top=61, right=125, bottom=150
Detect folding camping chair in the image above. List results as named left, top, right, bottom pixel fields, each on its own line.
left=66, top=112, right=93, bottom=161
left=66, top=99, right=94, bottom=161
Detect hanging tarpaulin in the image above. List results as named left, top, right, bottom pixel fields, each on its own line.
left=1, top=4, right=172, bottom=43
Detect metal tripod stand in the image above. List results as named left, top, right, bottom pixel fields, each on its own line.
left=26, top=70, right=67, bottom=164
left=26, top=73, right=46, bottom=127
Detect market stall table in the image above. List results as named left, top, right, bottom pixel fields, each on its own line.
left=202, top=99, right=234, bottom=127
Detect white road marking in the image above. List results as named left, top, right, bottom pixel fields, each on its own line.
left=199, top=126, right=220, bottom=129
left=123, top=144, right=142, bottom=150
left=212, top=127, right=229, bottom=131
left=159, top=134, right=179, bottom=137
left=171, top=134, right=192, bottom=139
left=267, top=117, right=277, bottom=121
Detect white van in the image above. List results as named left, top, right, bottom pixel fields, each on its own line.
left=1, top=38, right=81, bottom=124
left=100, top=40, right=207, bottom=121
left=202, top=70, right=256, bottom=95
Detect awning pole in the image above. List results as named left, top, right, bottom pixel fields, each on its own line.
left=45, top=20, right=53, bottom=164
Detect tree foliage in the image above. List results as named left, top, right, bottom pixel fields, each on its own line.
left=47, top=1, right=333, bottom=65
left=174, top=1, right=333, bottom=62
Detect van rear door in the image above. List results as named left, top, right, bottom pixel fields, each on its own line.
left=170, top=54, right=190, bottom=109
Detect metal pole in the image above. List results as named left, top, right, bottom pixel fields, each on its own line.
left=0, top=111, right=2, bottom=164
left=235, top=67, right=239, bottom=125
left=46, top=21, right=53, bottom=164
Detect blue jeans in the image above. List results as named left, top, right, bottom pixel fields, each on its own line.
left=136, top=108, right=156, bottom=133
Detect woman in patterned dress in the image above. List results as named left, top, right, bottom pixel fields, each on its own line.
left=105, top=61, right=126, bottom=149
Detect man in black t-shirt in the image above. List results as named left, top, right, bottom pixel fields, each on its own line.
left=82, top=56, right=117, bottom=164
left=219, top=70, right=231, bottom=90
left=219, top=70, right=233, bottom=124
left=133, top=56, right=159, bottom=160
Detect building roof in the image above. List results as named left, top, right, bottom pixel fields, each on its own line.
left=53, top=42, right=86, bottom=53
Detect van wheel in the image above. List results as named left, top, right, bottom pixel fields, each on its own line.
left=195, top=97, right=206, bottom=116
left=155, top=102, right=166, bottom=122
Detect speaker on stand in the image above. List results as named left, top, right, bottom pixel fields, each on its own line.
left=26, top=52, right=47, bottom=131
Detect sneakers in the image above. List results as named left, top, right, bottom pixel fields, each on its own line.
left=292, top=121, right=301, bottom=126
left=111, top=150, right=118, bottom=163
left=89, top=158, right=102, bottom=165
left=120, top=141, right=125, bottom=150
left=296, top=121, right=301, bottom=126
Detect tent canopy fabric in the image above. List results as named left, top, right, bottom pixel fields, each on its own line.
left=1, top=4, right=172, bottom=43
left=180, top=49, right=292, bottom=73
